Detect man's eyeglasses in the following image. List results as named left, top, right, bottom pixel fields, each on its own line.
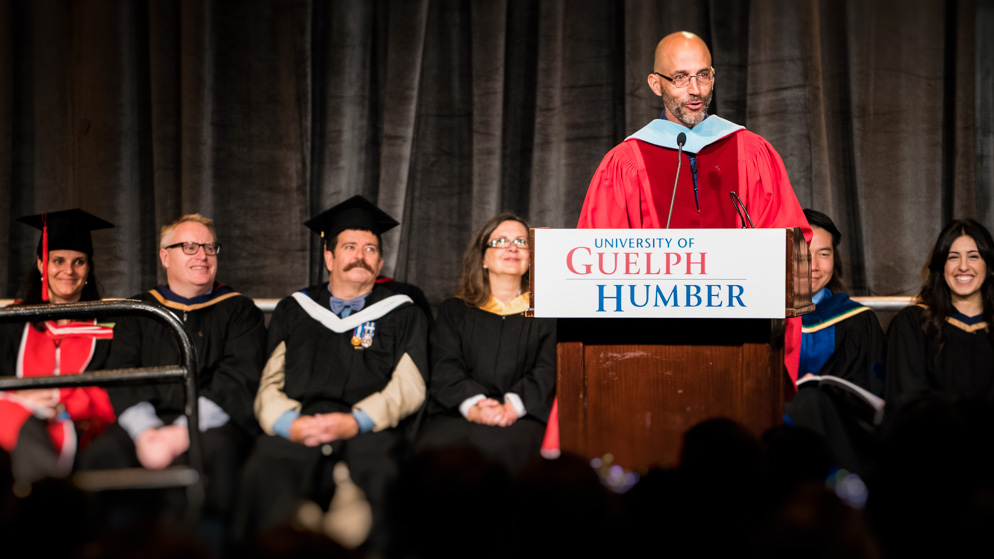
left=653, top=67, right=715, bottom=88
left=164, top=241, right=222, bottom=256
left=486, top=238, right=528, bottom=249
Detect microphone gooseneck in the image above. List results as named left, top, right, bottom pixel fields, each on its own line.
left=730, top=191, right=755, bottom=228
left=665, top=133, right=687, bottom=229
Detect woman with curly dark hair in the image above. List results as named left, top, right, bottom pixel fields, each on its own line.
left=418, top=212, right=556, bottom=474
left=886, top=219, right=994, bottom=410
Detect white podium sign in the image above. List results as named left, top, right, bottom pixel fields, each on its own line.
left=531, top=228, right=788, bottom=319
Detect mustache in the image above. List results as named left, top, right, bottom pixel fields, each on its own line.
left=344, top=260, right=375, bottom=273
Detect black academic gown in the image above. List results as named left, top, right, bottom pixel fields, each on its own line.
left=886, top=304, right=994, bottom=410
left=268, top=284, right=428, bottom=416
left=785, top=291, right=886, bottom=474
left=81, top=285, right=267, bottom=517
left=418, top=297, right=557, bottom=474
left=798, top=295, right=886, bottom=394
left=234, top=283, right=429, bottom=545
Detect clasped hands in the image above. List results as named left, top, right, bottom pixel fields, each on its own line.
left=15, top=388, right=61, bottom=418
left=289, top=412, right=360, bottom=447
left=467, top=398, right=518, bottom=427
left=134, top=424, right=190, bottom=470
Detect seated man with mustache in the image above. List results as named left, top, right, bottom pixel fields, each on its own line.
left=235, top=196, right=428, bottom=553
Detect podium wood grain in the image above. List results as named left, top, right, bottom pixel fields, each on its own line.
left=557, top=318, right=784, bottom=469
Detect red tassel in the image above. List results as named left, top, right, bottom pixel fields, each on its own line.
left=41, top=213, right=49, bottom=302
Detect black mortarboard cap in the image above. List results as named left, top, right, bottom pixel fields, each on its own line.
left=305, top=195, right=399, bottom=240
left=18, top=208, right=114, bottom=257
left=18, top=208, right=114, bottom=302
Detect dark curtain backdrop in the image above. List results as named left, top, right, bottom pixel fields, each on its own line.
left=1, top=0, right=992, bottom=305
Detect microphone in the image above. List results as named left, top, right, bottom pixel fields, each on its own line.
left=729, top=191, right=755, bottom=228
left=665, top=132, right=687, bottom=229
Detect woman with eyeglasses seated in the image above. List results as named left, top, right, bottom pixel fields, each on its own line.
left=886, top=219, right=994, bottom=411
left=418, top=213, right=556, bottom=474
left=0, top=209, right=117, bottom=483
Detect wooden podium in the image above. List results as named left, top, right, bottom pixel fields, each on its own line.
left=530, top=227, right=812, bottom=470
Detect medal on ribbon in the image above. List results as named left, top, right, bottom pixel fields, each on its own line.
left=351, top=321, right=376, bottom=350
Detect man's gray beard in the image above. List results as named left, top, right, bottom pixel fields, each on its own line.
left=664, top=90, right=713, bottom=128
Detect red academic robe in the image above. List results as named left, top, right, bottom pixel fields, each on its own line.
left=0, top=321, right=115, bottom=468
left=541, top=122, right=811, bottom=456
left=577, top=128, right=810, bottom=234
left=576, top=126, right=811, bottom=382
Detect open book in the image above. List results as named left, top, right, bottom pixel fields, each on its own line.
left=796, top=374, right=885, bottom=427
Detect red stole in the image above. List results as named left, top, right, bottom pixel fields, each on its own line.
left=18, top=321, right=106, bottom=377
left=0, top=321, right=116, bottom=454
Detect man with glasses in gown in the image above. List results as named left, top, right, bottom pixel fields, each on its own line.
left=578, top=30, right=809, bottom=235
left=83, top=213, right=266, bottom=531
left=574, top=31, right=811, bottom=396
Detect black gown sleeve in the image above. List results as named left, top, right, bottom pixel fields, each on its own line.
left=88, top=337, right=113, bottom=372
left=885, top=306, right=932, bottom=409
left=104, top=311, right=160, bottom=414
left=0, top=322, right=25, bottom=376
left=198, top=298, right=267, bottom=434
left=821, top=309, right=886, bottom=395
left=399, top=304, right=430, bottom=386
left=428, top=299, right=490, bottom=411
left=506, top=318, right=557, bottom=421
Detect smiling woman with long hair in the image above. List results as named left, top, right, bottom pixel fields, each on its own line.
left=886, top=219, right=994, bottom=410
left=418, top=212, right=556, bottom=474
